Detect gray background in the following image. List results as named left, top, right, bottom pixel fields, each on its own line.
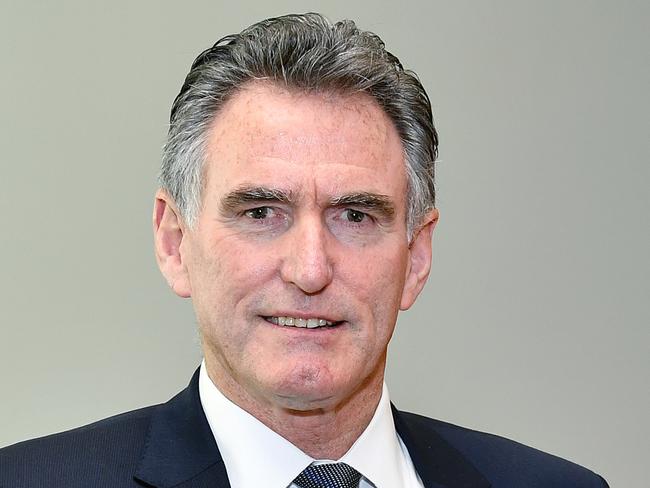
left=1, top=1, right=647, bottom=486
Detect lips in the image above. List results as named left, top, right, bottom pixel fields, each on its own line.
left=263, top=316, right=343, bottom=329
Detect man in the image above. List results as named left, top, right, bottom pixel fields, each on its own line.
left=0, top=13, right=608, bottom=488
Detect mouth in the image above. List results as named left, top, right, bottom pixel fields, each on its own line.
left=263, top=316, right=344, bottom=329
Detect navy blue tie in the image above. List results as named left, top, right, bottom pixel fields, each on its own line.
left=293, top=462, right=362, bottom=488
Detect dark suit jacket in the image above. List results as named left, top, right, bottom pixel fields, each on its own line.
left=0, top=369, right=609, bottom=487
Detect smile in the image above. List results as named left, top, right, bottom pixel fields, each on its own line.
left=263, top=316, right=341, bottom=328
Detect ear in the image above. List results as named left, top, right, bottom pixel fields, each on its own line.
left=400, top=209, right=439, bottom=310
left=153, top=189, right=192, bottom=298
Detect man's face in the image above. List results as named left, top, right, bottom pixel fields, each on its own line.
left=158, top=82, right=435, bottom=413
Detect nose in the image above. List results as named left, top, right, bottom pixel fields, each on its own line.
left=280, top=215, right=334, bottom=294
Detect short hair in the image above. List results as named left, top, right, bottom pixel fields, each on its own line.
left=160, top=12, right=437, bottom=237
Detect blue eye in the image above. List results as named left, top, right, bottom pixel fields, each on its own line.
left=345, top=209, right=366, bottom=223
left=245, top=207, right=271, bottom=219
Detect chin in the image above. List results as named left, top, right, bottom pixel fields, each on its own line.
left=267, top=367, right=358, bottom=412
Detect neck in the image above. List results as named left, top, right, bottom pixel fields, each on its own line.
left=204, top=358, right=385, bottom=459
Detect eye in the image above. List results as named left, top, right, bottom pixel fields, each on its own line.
left=244, top=207, right=271, bottom=219
left=240, top=206, right=289, bottom=232
left=345, top=209, right=366, bottom=223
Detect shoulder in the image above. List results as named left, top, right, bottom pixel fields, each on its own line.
left=397, top=410, right=609, bottom=487
left=0, top=404, right=158, bottom=488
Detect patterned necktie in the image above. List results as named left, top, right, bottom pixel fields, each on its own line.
left=293, top=462, right=362, bottom=488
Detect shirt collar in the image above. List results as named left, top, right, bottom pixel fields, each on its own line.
left=337, top=381, right=408, bottom=487
left=198, top=360, right=408, bottom=488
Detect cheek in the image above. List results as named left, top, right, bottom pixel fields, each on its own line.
left=226, top=243, right=280, bottom=295
left=194, top=240, right=280, bottom=314
left=344, top=244, right=408, bottom=331
left=352, top=245, right=407, bottom=295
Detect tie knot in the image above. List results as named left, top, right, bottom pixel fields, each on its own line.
left=293, top=462, right=362, bottom=488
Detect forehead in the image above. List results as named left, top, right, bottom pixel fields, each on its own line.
left=202, top=82, right=406, bottom=203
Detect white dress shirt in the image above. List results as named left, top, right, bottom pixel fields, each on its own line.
left=198, top=361, right=424, bottom=488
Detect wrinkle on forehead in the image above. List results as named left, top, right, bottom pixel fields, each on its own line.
left=248, top=158, right=398, bottom=208
left=207, top=83, right=398, bottom=171
left=256, top=155, right=386, bottom=171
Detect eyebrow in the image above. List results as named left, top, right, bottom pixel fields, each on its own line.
left=329, top=192, right=396, bottom=220
left=220, top=185, right=296, bottom=212
left=220, top=186, right=396, bottom=220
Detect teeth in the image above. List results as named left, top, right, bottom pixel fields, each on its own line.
left=268, top=316, right=335, bottom=328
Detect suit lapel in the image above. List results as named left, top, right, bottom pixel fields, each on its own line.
left=134, top=369, right=231, bottom=488
left=392, top=405, right=491, bottom=488
left=133, top=370, right=490, bottom=488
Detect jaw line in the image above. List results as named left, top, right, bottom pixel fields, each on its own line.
left=273, top=393, right=338, bottom=413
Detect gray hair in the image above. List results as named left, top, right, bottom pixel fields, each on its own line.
left=160, top=12, right=437, bottom=237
